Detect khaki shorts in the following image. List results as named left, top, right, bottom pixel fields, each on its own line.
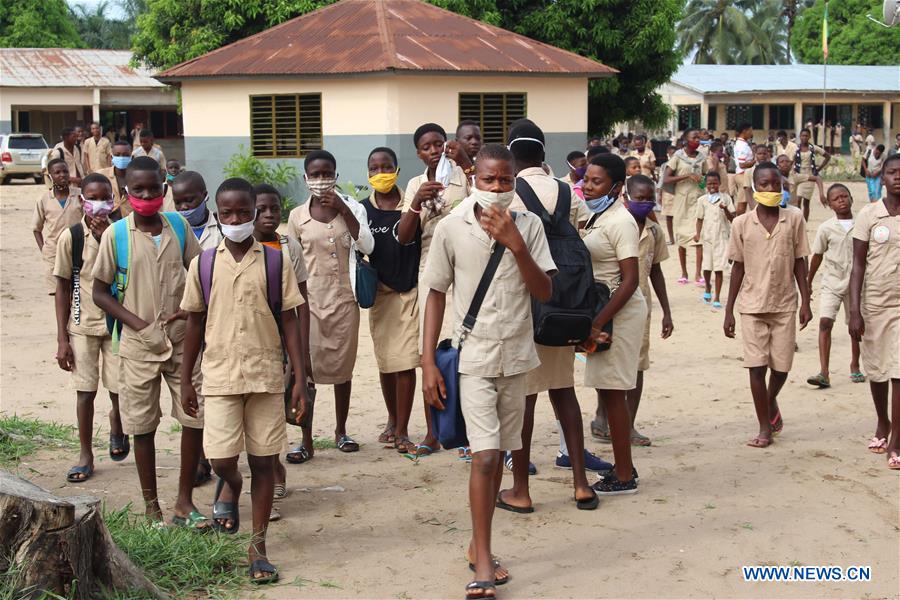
left=525, top=344, right=575, bottom=396
left=203, top=392, right=286, bottom=459
left=70, top=332, right=118, bottom=393
left=117, top=349, right=204, bottom=435
left=740, top=312, right=797, bottom=372
left=860, top=306, right=900, bottom=383
left=459, top=372, right=526, bottom=454
left=819, top=289, right=849, bottom=322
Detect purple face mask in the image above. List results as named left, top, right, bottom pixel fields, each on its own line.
left=626, top=200, right=656, bottom=220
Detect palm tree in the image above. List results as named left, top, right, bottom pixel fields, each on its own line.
left=780, top=0, right=815, bottom=56
left=70, top=1, right=132, bottom=49
left=677, top=0, right=790, bottom=64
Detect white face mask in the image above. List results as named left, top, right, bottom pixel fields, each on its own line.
left=471, top=188, right=515, bottom=211
left=220, top=213, right=256, bottom=243
left=304, top=174, right=337, bottom=197
left=435, top=149, right=453, bottom=188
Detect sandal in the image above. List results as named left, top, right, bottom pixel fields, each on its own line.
left=575, top=489, right=599, bottom=511
left=630, top=431, right=652, bottom=447
left=269, top=506, right=281, bottom=522
left=194, top=458, right=212, bottom=486
left=868, top=437, right=887, bottom=454
left=465, top=581, right=496, bottom=599
left=273, top=483, right=287, bottom=500
left=806, top=373, right=831, bottom=389
left=414, top=443, right=436, bottom=457
left=337, top=434, right=360, bottom=453
left=702, top=292, right=712, bottom=304
left=377, top=425, right=395, bottom=446
left=212, top=477, right=240, bottom=534
left=171, top=510, right=211, bottom=531
left=850, top=371, right=866, bottom=383
left=285, top=445, right=311, bottom=464
left=888, top=451, right=900, bottom=470
left=677, top=277, right=689, bottom=285
left=590, top=420, right=612, bottom=443
left=395, top=436, right=416, bottom=454
left=712, top=301, right=722, bottom=309
left=249, top=558, right=279, bottom=584
left=770, top=411, right=783, bottom=436
left=747, top=435, right=773, bottom=448
left=695, top=277, right=706, bottom=287
left=467, top=558, right=509, bottom=586
left=457, top=447, right=472, bottom=462
left=109, top=434, right=130, bottom=462
left=66, top=464, right=93, bottom=483
left=495, top=491, right=534, bottom=514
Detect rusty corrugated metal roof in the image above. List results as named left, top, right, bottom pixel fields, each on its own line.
left=0, top=49, right=165, bottom=88
left=156, top=0, right=616, bottom=80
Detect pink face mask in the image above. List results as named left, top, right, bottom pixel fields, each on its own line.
left=81, top=195, right=114, bottom=219
left=128, top=194, right=164, bottom=216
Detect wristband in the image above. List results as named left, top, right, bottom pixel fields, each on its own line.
left=409, top=205, right=422, bottom=214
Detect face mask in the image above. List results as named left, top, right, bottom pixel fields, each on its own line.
left=471, top=188, right=515, bottom=211
left=112, top=155, right=131, bottom=170
left=220, top=216, right=256, bottom=243
left=81, top=196, right=114, bottom=219
left=128, top=193, right=165, bottom=216
left=754, top=191, right=783, bottom=208
left=626, top=200, right=656, bottom=220
left=568, top=162, right=587, bottom=180
left=508, top=137, right=545, bottom=151
left=368, top=170, right=399, bottom=194
left=166, top=173, right=176, bottom=183
left=305, top=174, right=337, bottom=197
left=781, top=189, right=791, bottom=208
left=707, top=193, right=721, bottom=203
left=52, top=182, right=69, bottom=192
left=585, top=184, right=620, bottom=214
left=686, top=140, right=700, bottom=151
left=435, top=149, right=453, bottom=188
left=178, top=198, right=209, bottom=226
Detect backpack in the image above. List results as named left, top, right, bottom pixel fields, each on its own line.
left=106, top=212, right=188, bottom=339
left=516, top=179, right=599, bottom=346
left=70, top=222, right=85, bottom=325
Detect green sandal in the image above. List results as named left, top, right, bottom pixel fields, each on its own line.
left=171, top=510, right=211, bottom=531
left=806, top=373, right=830, bottom=388
left=850, top=372, right=866, bottom=383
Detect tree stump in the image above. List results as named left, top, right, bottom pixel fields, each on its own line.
left=0, top=470, right=164, bottom=599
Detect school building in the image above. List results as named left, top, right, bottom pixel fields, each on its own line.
left=657, top=64, right=899, bottom=151
left=0, top=48, right=184, bottom=159
left=155, top=0, right=615, bottom=196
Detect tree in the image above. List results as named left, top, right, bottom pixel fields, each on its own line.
left=0, top=0, right=84, bottom=48
left=781, top=0, right=815, bottom=53
left=677, top=0, right=790, bottom=64
left=792, top=0, right=900, bottom=65
left=71, top=1, right=133, bottom=49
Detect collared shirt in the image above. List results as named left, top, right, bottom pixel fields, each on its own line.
left=695, top=192, right=736, bottom=243
left=83, top=136, right=112, bottom=174
left=181, top=239, right=304, bottom=395
left=774, top=141, right=799, bottom=162
left=48, top=143, right=84, bottom=178
left=421, top=196, right=556, bottom=377
left=92, top=213, right=201, bottom=360
left=811, top=216, right=854, bottom=296
left=733, top=138, right=753, bottom=174
left=94, top=166, right=126, bottom=211
left=53, top=217, right=109, bottom=336
left=194, top=210, right=223, bottom=251
left=666, top=150, right=707, bottom=203
left=628, top=149, right=656, bottom=177
left=510, top=166, right=590, bottom=227
left=728, top=208, right=810, bottom=314
left=638, top=220, right=668, bottom=300
left=132, top=145, right=167, bottom=168
left=32, top=189, right=83, bottom=259
left=403, top=164, right=469, bottom=271
left=852, top=199, right=900, bottom=309
left=583, top=201, right=641, bottom=290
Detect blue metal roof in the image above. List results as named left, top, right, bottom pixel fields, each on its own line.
left=670, top=64, right=900, bottom=94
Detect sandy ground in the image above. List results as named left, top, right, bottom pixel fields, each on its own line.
left=1, top=180, right=898, bottom=600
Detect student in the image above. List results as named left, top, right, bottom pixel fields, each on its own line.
left=660, top=146, right=677, bottom=244
left=173, top=171, right=222, bottom=250
left=96, top=140, right=131, bottom=214
left=398, top=123, right=470, bottom=452
left=83, top=122, right=112, bottom=174
left=706, top=142, right=732, bottom=196
left=361, top=147, right=422, bottom=455
left=456, top=121, right=483, bottom=164
left=592, top=175, right=673, bottom=448
left=287, top=150, right=374, bottom=453
left=166, top=159, right=183, bottom=183
left=181, top=178, right=308, bottom=583
left=131, top=130, right=167, bottom=174
left=723, top=161, right=812, bottom=448
left=806, top=184, right=863, bottom=389
left=795, top=128, right=831, bottom=220
left=46, top=127, right=85, bottom=187
left=34, top=159, right=83, bottom=294
left=662, top=128, right=707, bottom=285
left=848, top=154, right=900, bottom=467
left=54, top=173, right=126, bottom=482
left=628, top=134, right=656, bottom=179
left=738, top=145, right=771, bottom=214
left=562, top=151, right=587, bottom=187
left=498, top=123, right=600, bottom=515
left=92, top=156, right=207, bottom=527
left=694, top=172, right=735, bottom=307
left=732, top=123, right=755, bottom=194
left=421, top=144, right=555, bottom=598
left=775, top=154, right=824, bottom=211
left=624, top=156, right=641, bottom=179
left=862, top=144, right=885, bottom=202
left=773, top=130, right=798, bottom=170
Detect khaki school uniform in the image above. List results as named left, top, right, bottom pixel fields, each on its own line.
left=637, top=220, right=668, bottom=371
left=795, top=146, right=826, bottom=199
left=706, top=159, right=732, bottom=196
left=811, top=217, right=853, bottom=321
left=852, top=201, right=900, bottom=382
left=32, top=189, right=83, bottom=293
left=727, top=208, right=810, bottom=372
left=628, top=149, right=656, bottom=178
left=695, top=193, right=735, bottom=271
left=774, top=141, right=799, bottom=165
left=583, top=201, right=647, bottom=390
left=785, top=171, right=813, bottom=206
left=54, top=219, right=118, bottom=392
left=92, top=213, right=203, bottom=435
left=182, top=240, right=303, bottom=458
left=95, top=167, right=127, bottom=213
left=83, top=136, right=112, bottom=174
left=132, top=145, right=167, bottom=169
left=47, top=143, right=84, bottom=181
left=666, top=150, right=707, bottom=248
left=193, top=210, right=223, bottom=251
left=421, top=196, right=556, bottom=453
left=510, top=167, right=590, bottom=395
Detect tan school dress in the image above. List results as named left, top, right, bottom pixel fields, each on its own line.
left=667, top=150, right=707, bottom=248
left=795, top=146, right=825, bottom=200
left=288, top=203, right=359, bottom=385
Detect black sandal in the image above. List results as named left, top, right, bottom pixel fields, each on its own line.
left=212, top=477, right=240, bottom=534
left=109, top=433, right=130, bottom=462
left=337, top=434, right=359, bottom=453
left=248, top=558, right=279, bottom=584
left=285, top=445, right=311, bottom=464
left=468, top=559, right=509, bottom=585
left=465, top=580, right=496, bottom=599
left=575, top=489, right=599, bottom=511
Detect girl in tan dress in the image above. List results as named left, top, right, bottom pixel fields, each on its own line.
left=663, top=128, right=707, bottom=286
left=287, top=150, right=374, bottom=453
left=795, top=128, right=831, bottom=221
left=582, top=153, right=646, bottom=495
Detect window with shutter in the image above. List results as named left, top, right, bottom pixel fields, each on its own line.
left=458, top=93, right=527, bottom=144
left=250, top=94, right=323, bottom=158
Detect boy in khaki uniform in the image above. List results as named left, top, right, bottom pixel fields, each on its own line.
left=724, top=162, right=812, bottom=449
left=421, top=144, right=556, bottom=597
left=849, top=154, right=900, bottom=467
left=806, top=184, right=862, bottom=389
left=33, top=159, right=83, bottom=294
left=46, top=128, right=84, bottom=186
left=181, top=178, right=309, bottom=583
left=54, top=173, right=126, bottom=483
left=627, top=134, right=656, bottom=178
left=92, top=156, right=207, bottom=527
left=83, top=122, right=112, bottom=174
left=738, top=145, right=771, bottom=213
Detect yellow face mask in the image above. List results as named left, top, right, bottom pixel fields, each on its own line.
left=368, top=170, right=399, bottom=194
left=754, top=191, right=783, bottom=207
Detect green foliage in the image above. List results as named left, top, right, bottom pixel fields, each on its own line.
left=792, top=0, right=900, bottom=65
left=678, top=0, right=790, bottom=64
left=0, top=415, right=76, bottom=468
left=223, top=145, right=299, bottom=219
left=70, top=1, right=133, bottom=49
left=0, top=0, right=85, bottom=48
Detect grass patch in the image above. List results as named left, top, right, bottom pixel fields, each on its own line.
left=0, top=415, right=76, bottom=468
left=104, top=505, right=249, bottom=598
left=312, top=437, right=337, bottom=450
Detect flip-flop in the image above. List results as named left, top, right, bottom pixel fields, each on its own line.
left=285, top=445, right=311, bottom=464
left=212, top=477, right=240, bottom=534
left=850, top=372, right=866, bottom=383
left=108, top=434, right=130, bottom=462
left=747, top=435, right=773, bottom=448
left=677, top=277, right=689, bottom=285
left=468, top=559, right=509, bottom=585
left=590, top=420, right=612, bottom=444
left=268, top=506, right=281, bottom=522
left=495, top=494, right=534, bottom=514
left=868, top=437, right=887, bottom=454
left=806, top=373, right=831, bottom=388
left=465, top=580, right=496, bottom=599
left=770, top=411, right=783, bottom=435
left=630, top=431, right=652, bottom=447
left=337, top=435, right=360, bottom=453
left=194, top=458, right=212, bottom=486
left=249, top=559, right=279, bottom=585
left=575, top=489, right=599, bottom=511
left=273, top=483, right=287, bottom=500
left=395, top=436, right=416, bottom=454
left=888, top=452, right=900, bottom=470
left=377, top=426, right=395, bottom=446
left=712, top=301, right=723, bottom=309
left=415, top=444, right=436, bottom=457
left=457, top=447, right=472, bottom=462
left=171, top=510, right=211, bottom=531
left=695, top=278, right=706, bottom=287
left=702, top=292, right=712, bottom=304
left=66, top=464, right=93, bottom=482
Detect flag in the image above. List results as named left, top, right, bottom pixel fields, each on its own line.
left=822, top=2, right=829, bottom=60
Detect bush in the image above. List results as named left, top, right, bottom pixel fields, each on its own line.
left=821, top=155, right=863, bottom=182
left=223, top=146, right=299, bottom=221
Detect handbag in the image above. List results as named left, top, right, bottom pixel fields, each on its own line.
left=430, top=241, right=507, bottom=450
left=354, top=251, right=378, bottom=309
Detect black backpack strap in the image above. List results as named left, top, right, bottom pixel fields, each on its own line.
left=554, top=180, right=572, bottom=224
left=460, top=242, right=507, bottom=337
left=515, top=179, right=552, bottom=229
left=71, top=223, right=84, bottom=272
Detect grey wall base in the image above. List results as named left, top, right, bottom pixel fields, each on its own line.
left=0, top=121, right=12, bottom=134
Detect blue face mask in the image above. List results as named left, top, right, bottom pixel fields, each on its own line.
left=112, top=155, right=131, bottom=170
left=780, top=189, right=791, bottom=208
left=585, top=184, right=620, bottom=214
left=178, top=197, right=209, bottom=226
